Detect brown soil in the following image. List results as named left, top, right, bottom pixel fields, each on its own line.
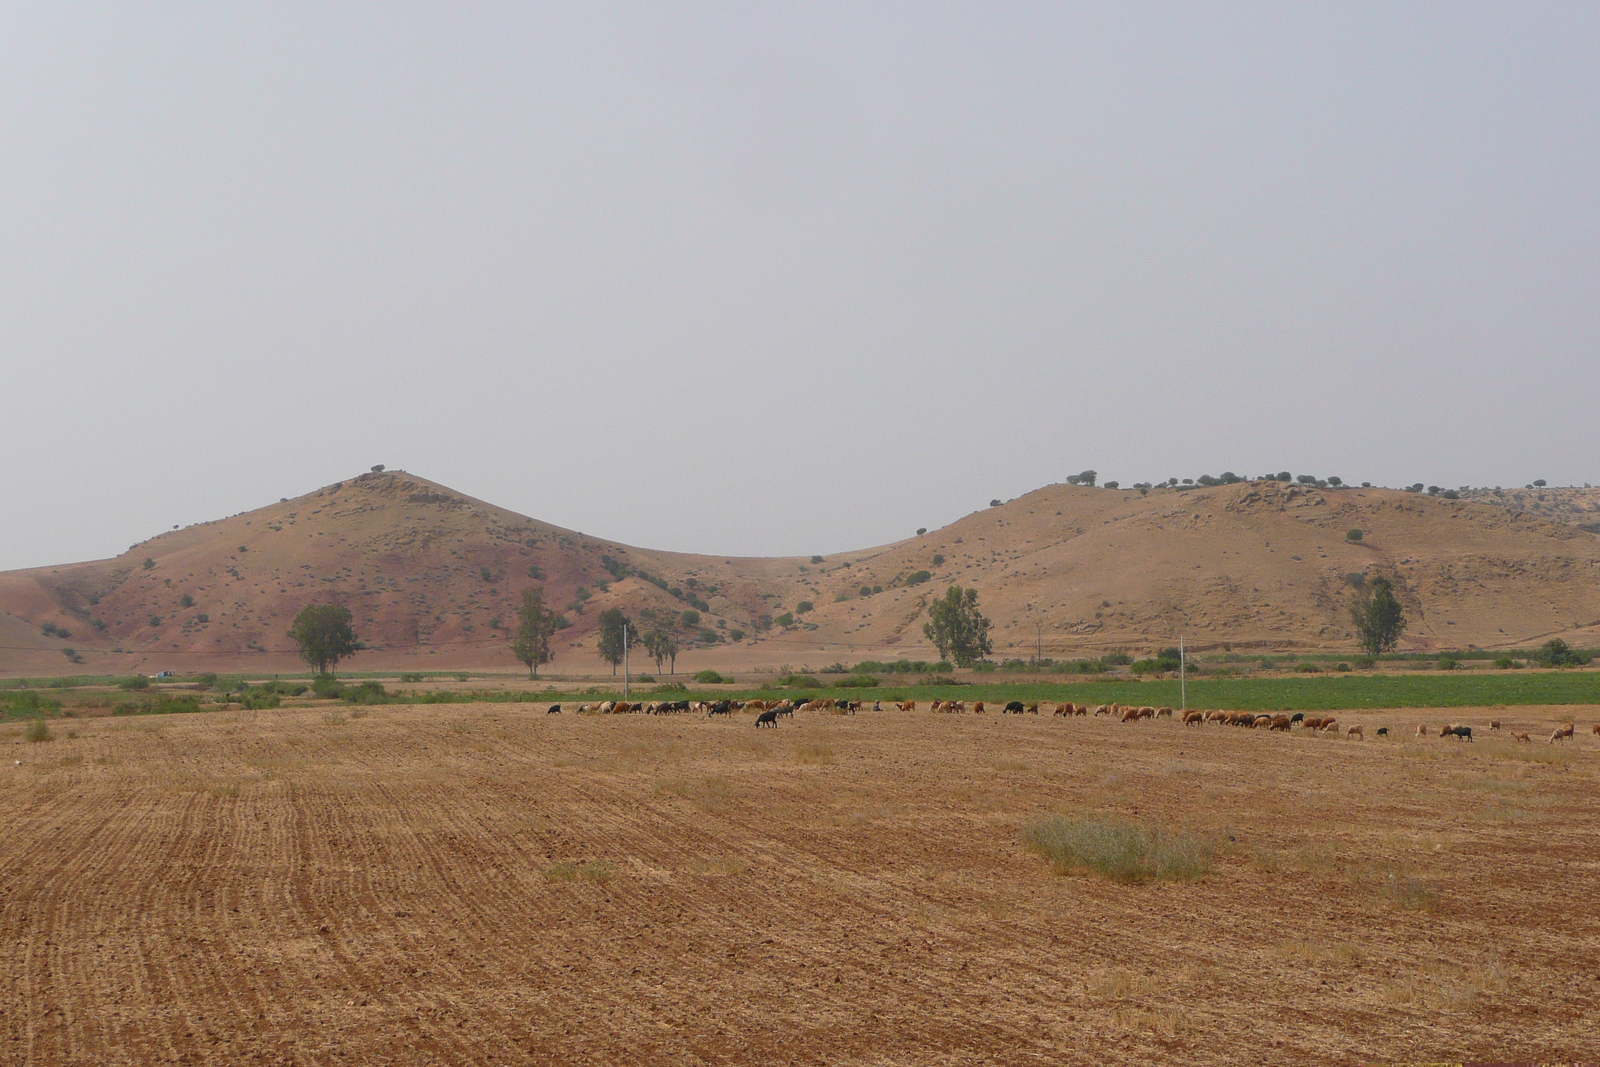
left=3, top=703, right=1596, bottom=1064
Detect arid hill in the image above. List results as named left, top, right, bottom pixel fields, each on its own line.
left=3, top=471, right=1599, bottom=676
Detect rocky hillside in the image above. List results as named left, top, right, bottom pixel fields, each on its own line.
left=3, top=471, right=1599, bottom=675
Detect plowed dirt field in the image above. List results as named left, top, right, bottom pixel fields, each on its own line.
left=3, top=703, right=1597, bottom=1064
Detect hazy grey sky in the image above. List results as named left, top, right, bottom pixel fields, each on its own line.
left=4, top=3, right=1596, bottom=570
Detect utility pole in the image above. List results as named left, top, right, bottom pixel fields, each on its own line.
left=1034, top=619, right=1044, bottom=666
left=1179, top=634, right=1186, bottom=712
left=623, top=623, right=630, bottom=700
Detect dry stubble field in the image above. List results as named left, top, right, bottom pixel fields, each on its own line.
left=2, top=702, right=1597, bottom=1065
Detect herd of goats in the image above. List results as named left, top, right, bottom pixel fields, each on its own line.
left=543, top=697, right=1595, bottom=743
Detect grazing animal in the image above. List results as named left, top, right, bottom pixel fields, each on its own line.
left=1415, top=723, right=1429, bottom=739
left=1005, top=701, right=1026, bottom=714
left=1206, top=710, right=1229, bottom=723
left=1182, top=710, right=1205, bottom=725
left=898, top=700, right=916, bottom=712
left=1138, top=706, right=1156, bottom=720
left=1289, top=712, right=1305, bottom=725
left=755, top=709, right=779, bottom=728
left=1445, top=725, right=1473, bottom=742
left=873, top=701, right=882, bottom=712
left=1252, top=714, right=1273, bottom=728
left=546, top=704, right=562, bottom=714
left=1271, top=715, right=1291, bottom=732
left=1301, top=716, right=1324, bottom=731
left=1053, top=702, right=1071, bottom=717
left=1121, top=706, right=1142, bottom=722
left=1593, top=723, right=1600, bottom=737
left=1376, top=727, right=1388, bottom=737
left=1321, top=720, right=1340, bottom=733
left=707, top=701, right=732, bottom=717
left=1550, top=723, right=1576, bottom=743
left=971, top=701, right=986, bottom=714
left=1513, top=732, right=1531, bottom=743
left=1347, top=724, right=1363, bottom=740
left=599, top=701, right=616, bottom=714
left=1026, top=702, right=1040, bottom=715
left=1094, top=705, right=1111, bottom=717
left=1489, top=720, right=1501, bottom=731
left=1156, top=706, right=1173, bottom=718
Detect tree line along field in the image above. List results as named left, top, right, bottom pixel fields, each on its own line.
left=1, top=696, right=1596, bottom=1064
left=5, top=669, right=1598, bottom=720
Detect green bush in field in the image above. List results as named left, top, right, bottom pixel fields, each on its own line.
left=311, top=676, right=344, bottom=698
left=118, top=676, right=150, bottom=690
left=23, top=719, right=52, bottom=743
left=834, top=674, right=879, bottom=688
left=693, top=670, right=725, bottom=684
left=1534, top=639, right=1589, bottom=667
left=1021, top=817, right=1213, bottom=883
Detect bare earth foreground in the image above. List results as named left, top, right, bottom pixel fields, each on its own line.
left=3, top=704, right=1597, bottom=1065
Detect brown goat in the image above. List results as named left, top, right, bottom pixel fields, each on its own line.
left=1513, top=732, right=1531, bottom=743
left=1347, top=724, right=1364, bottom=740
left=1550, top=723, right=1576, bottom=743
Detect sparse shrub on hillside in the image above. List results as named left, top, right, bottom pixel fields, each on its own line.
left=904, top=571, right=931, bottom=586
left=795, top=601, right=814, bottom=615
left=916, top=527, right=927, bottom=536
left=1438, top=657, right=1459, bottom=671
left=1335, top=662, right=1352, bottom=672
left=859, top=586, right=873, bottom=597
left=680, top=609, right=701, bottom=626
left=1346, top=529, right=1363, bottom=542
left=527, top=564, right=544, bottom=580
left=693, top=670, right=725, bottom=684
left=1345, top=573, right=1366, bottom=588
left=1533, top=479, right=1547, bottom=487
left=728, top=629, right=745, bottom=642
left=775, top=613, right=795, bottom=628
left=194, top=614, right=208, bottom=624
left=1492, top=657, right=1521, bottom=670
left=24, top=719, right=52, bottom=743
left=1103, top=651, right=1133, bottom=666
left=811, top=555, right=824, bottom=564
left=931, top=554, right=945, bottom=567
left=142, top=558, right=155, bottom=570
left=1103, top=481, right=1119, bottom=489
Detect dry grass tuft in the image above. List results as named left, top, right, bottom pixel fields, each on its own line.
left=793, top=744, right=835, bottom=765
left=540, top=860, right=616, bottom=884
left=1022, top=817, right=1214, bottom=883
